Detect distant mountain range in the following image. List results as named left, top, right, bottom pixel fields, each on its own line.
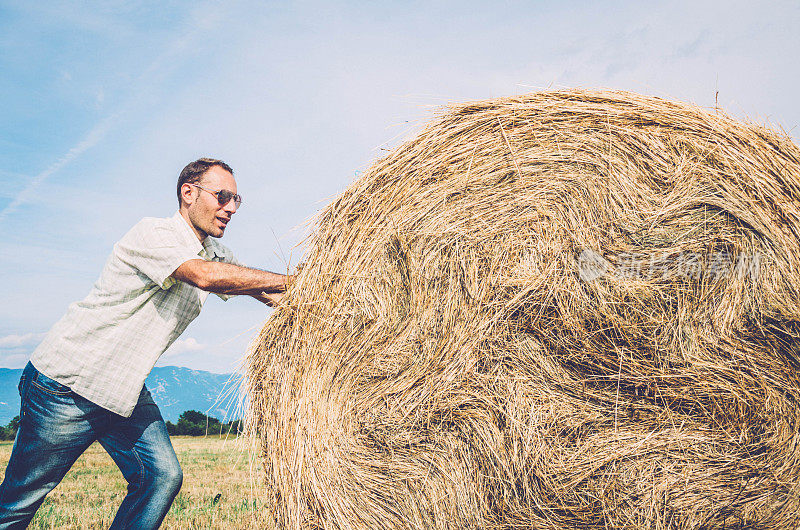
left=0, top=366, right=242, bottom=425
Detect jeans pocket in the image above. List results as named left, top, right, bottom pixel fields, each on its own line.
left=31, top=371, right=73, bottom=396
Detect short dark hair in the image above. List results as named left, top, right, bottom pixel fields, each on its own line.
left=177, top=158, right=234, bottom=205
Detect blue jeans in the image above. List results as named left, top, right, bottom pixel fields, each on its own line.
left=0, top=362, right=182, bottom=529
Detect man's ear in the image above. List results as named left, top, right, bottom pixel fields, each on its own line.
left=180, top=183, right=195, bottom=207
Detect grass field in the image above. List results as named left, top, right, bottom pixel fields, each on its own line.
left=0, top=436, right=275, bottom=529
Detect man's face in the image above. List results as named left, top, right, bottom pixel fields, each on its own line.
left=185, top=166, right=238, bottom=239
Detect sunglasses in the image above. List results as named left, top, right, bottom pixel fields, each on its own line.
left=189, top=183, right=243, bottom=208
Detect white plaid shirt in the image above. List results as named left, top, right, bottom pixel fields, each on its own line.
left=31, top=212, right=239, bottom=417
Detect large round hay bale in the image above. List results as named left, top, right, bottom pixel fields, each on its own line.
left=246, top=89, right=800, bottom=529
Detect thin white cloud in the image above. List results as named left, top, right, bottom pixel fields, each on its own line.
left=0, top=2, right=222, bottom=224
left=0, top=332, right=45, bottom=349
left=0, top=354, right=31, bottom=369
left=0, top=113, right=119, bottom=223
left=0, top=333, right=45, bottom=368
left=163, top=337, right=205, bottom=357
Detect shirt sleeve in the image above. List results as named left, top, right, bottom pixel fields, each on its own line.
left=115, top=224, right=201, bottom=290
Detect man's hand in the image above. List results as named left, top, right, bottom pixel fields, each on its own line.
left=253, top=291, right=285, bottom=307
left=172, top=260, right=293, bottom=297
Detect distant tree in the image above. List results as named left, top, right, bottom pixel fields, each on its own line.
left=219, top=419, right=243, bottom=436
left=166, top=410, right=241, bottom=437
left=207, top=416, right=222, bottom=434
left=0, top=416, right=19, bottom=441
left=180, top=410, right=207, bottom=425
left=176, top=417, right=203, bottom=436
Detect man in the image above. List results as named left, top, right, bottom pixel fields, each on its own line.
left=0, top=158, right=290, bottom=529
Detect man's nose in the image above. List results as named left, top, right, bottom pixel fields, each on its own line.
left=222, top=200, right=237, bottom=215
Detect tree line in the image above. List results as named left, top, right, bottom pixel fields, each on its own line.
left=165, top=410, right=243, bottom=436
left=0, top=417, right=19, bottom=441
left=0, top=411, right=241, bottom=440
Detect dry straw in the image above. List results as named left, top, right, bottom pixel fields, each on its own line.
left=245, top=89, right=800, bottom=529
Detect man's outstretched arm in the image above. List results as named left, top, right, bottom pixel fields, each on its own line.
left=172, top=259, right=292, bottom=297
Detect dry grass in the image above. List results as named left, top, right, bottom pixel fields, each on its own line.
left=246, top=89, right=800, bottom=529
left=0, top=436, right=275, bottom=529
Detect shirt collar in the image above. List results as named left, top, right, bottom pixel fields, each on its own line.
left=202, top=235, right=226, bottom=260
left=172, top=211, right=225, bottom=259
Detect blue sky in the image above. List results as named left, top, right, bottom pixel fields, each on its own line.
left=2, top=0, right=799, bottom=373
